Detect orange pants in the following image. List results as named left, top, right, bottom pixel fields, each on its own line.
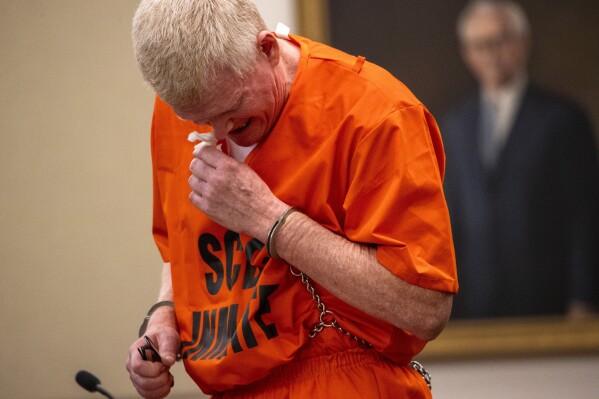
left=211, top=345, right=432, bottom=399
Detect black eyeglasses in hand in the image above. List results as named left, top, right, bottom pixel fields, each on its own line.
left=137, top=335, right=162, bottom=362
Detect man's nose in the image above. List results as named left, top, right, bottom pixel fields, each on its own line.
left=210, top=118, right=234, bottom=140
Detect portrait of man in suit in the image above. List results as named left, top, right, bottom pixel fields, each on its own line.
left=441, top=0, right=599, bottom=319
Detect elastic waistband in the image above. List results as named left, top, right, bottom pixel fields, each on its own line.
left=233, top=347, right=398, bottom=392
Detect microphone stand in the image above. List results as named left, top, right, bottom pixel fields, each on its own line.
left=95, top=386, right=115, bottom=399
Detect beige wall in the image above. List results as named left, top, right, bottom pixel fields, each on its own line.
left=0, top=1, right=159, bottom=398
left=429, top=355, right=599, bottom=399
left=0, top=1, right=294, bottom=398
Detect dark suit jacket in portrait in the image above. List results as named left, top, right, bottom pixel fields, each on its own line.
left=440, top=85, right=599, bottom=319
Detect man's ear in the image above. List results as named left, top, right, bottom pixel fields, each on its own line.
left=257, top=31, right=280, bottom=67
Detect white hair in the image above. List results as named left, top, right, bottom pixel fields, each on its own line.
left=132, top=0, right=267, bottom=109
left=457, top=0, right=530, bottom=43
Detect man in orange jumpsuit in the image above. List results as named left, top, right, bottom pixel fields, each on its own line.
left=126, top=1, right=458, bottom=398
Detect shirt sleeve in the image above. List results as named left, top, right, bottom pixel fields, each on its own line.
left=343, top=104, right=458, bottom=293
left=151, top=97, right=171, bottom=263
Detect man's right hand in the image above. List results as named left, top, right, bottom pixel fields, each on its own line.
left=125, top=306, right=180, bottom=399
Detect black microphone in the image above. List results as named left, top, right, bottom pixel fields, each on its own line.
left=75, top=370, right=116, bottom=399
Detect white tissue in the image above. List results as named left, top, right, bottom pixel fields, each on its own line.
left=188, top=131, right=221, bottom=152
left=188, top=131, right=216, bottom=145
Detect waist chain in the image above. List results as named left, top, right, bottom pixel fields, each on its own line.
left=289, top=265, right=432, bottom=390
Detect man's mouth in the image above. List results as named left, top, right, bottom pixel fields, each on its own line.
left=231, top=118, right=251, bottom=135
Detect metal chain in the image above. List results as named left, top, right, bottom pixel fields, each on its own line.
left=288, top=265, right=432, bottom=390
left=409, top=360, right=432, bottom=390
left=289, top=265, right=371, bottom=346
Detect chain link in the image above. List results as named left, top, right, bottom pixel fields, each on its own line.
left=409, top=360, right=432, bottom=390
left=288, top=265, right=432, bottom=390
left=289, top=265, right=371, bottom=346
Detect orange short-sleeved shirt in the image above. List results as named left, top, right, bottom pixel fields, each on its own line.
left=151, top=35, right=457, bottom=394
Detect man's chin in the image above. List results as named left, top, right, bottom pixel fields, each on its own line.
left=229, top=129, right=267, bottom=148
left=228, top=136, right=259, bottom=148
left=480, top=72, right=514, bottom=90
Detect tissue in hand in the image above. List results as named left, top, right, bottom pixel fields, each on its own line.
left=188, top=131, right=219, bottom=152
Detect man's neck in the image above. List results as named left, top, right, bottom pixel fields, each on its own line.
left=277, top=38, right=301, bottom=90
left=482, top=72, right=528, bottom=98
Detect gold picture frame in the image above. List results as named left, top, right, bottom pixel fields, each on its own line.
left=420, top=316, right=599, bottom=360
left=295, top=0, right=599, bottom=360
left=296, top=0, right=330, bottom=44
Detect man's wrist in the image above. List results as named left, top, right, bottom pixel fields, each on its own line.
left=266, top=206, right=301, bottom=260
left=138, top=300, right=174, bottom=337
